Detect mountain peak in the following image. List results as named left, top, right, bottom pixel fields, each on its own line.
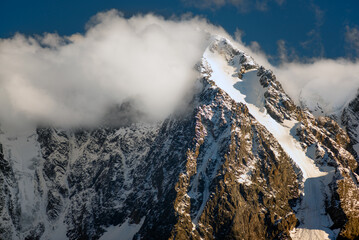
left=1, top=34, right=359, bottom=240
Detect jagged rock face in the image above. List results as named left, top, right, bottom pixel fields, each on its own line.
left=0, top=36, right=359, bottom=240
left=166, top=83, right=299, bottom=240
left=257, top=66, right=298, bottom=123
left=342, top=93, right=359, bottom=160
left=201, top=37, right=359, bottom=239
left=0, top=124, right=160, bottom=240
left=257, top=53, right=359, bottom=239
left=340, top=94, right=359, bottom=239
left=0, top=143, right=20, bottom=239
left=0, top=82, right=300, bottom=240
left=41, top=125, right=160, bottom=240
left=295, top=112, right=359, bottom=239
left=134, top=79, right=300, bottom=240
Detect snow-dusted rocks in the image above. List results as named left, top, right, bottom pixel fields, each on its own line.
left=0, top=36, right=358, bottom=240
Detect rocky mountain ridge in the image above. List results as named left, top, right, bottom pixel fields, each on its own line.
left=0, top=36, right=358, bottom=240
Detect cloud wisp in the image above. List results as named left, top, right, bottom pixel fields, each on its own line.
left=182, top=0, right=285, bottom=12
left=0, top=11, right=224, bottom=128
left=345, top=25, right=359, bottom=58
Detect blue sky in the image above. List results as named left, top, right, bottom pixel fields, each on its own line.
left=1, top=0, right=359, bottom=63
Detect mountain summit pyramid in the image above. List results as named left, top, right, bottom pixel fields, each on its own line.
left=1, top=36, right=359, bottom=240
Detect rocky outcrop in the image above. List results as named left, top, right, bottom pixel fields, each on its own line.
left=167, top=83, right=299, bottom=239
left=256, top=62, right=359, bottom=238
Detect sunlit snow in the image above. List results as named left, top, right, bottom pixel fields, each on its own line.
left=203, top=38, right=338, bottom=240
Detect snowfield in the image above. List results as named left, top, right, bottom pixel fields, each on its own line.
left=0, top=126, right=69, bottom=240
left=100, top=217, right=145, bottom=240
left=0, top=127, right=43, bottom=239
left=203, top=40, right=338, bottom=240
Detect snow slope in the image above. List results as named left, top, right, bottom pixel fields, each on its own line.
left=100, top=217, right=145, bottom=240
left=203, top=40, right=337, bottom=240
left=0, top=126, right=45, bottom=239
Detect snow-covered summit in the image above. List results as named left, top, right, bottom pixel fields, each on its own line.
left=0, top=35, right=359, bottom=240
left=201, top=36, right=359, bottom=240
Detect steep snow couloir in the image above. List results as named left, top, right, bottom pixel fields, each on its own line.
left=202, top=37, right=337, bottom=240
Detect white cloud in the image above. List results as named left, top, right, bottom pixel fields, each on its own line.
left=0, top=10, right=226, bottom=128
left=233, top=26, right=359, bottom=117
left=232, top=25, right=359, bottom=118
left=275, top=59, right=359, bottom=115
left=1, top=9, right=358, bottom=130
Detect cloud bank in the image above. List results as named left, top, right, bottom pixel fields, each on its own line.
left=1, top=9, right=359, bottom=129
left=0, top=11, right=225, bottom=128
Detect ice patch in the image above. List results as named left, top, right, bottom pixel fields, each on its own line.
left=100, top=217, right=145, bottom=240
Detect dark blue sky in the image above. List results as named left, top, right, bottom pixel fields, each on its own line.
left=1, top=0, right=358, bottom=62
